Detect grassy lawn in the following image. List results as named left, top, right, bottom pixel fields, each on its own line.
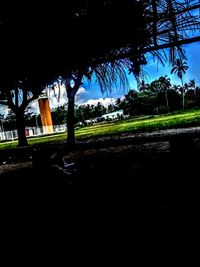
left=0, top=132, right=67, bottom=150
left=76, top=109, right=200, bottom=138
left=1, top=109, right=200, bottom=150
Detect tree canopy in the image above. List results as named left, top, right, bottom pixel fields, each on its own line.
left=0, top=0, right=199, bottom=83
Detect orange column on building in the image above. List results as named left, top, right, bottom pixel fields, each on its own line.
left=38, top=96, right=54, bottom=134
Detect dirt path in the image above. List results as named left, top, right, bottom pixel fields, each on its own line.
left=0, top=161, right=32, bottom=174
left=1, top=125, right=200, bottom=174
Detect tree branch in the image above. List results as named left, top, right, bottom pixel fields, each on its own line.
left=174, top=3, right=200, bottom=16
left=21, top=94, right=39, bottom=110
left=144, top=36, right=200, bottom=53
left=91, top=36, right=200, bottom=66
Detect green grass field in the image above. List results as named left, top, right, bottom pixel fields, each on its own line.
left=1, top=109, right=200, bottom=150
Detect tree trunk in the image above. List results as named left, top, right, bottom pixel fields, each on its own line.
left=182, top=79, right=185, bottom=110
left=16, top=110, right=28, bottom=147
left=67, top=94, right=75, bottom=145
left=165, top=90, right=169, bottom=112
left=65, top=71, right=83, bottom=146
left=182, top=90, right=185, bottom=110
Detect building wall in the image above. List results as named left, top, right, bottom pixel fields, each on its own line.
left=38, top=97, right=54, bottom=134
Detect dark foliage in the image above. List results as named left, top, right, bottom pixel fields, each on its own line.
left=0, top=1, right=145, bottom=78
left=0, top=1, right=199, bottom=82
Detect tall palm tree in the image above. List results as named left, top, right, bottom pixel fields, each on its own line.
left=171, top=59, right=188, bottom=110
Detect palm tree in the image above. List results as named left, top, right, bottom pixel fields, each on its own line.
left=157, top=76, right=171, bottom=111
left=148, top=76, right=171, bottom=112
left=171, top=59, right=188, bottom=110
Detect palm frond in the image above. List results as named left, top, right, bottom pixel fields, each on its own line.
left=91, top=60, right=130, bottom=94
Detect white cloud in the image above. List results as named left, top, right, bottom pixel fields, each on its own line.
left=76, top=87, right=90, bottom=105
left=48, top=84, right=67, bottom=109
left=28, top=100, right=40, bottom=114
left=77, top=87, right=88, bottom=95
left=83, top=97, right=117, bottom=107
left=0, top=105, right=8, bottom=118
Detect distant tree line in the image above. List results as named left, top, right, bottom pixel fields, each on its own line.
left=0, top=102, right=107, bottom=130
left=118, top=77, right=200, bottom=116
left=1, top=76, right=200, bottom=131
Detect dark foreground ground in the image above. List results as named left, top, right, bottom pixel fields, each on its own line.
left=1, top=130, right=200, bottom=228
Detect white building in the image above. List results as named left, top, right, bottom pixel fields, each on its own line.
left=102, top=110, right=124, bottom=120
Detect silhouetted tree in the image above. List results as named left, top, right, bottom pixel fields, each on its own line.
left=94, top=102, right=107, bottom=118
left=0, top=77, right=43, bottom=146
left=171, top=59, right=189, bottom=110
left=152, top=76, right=171, bottom=111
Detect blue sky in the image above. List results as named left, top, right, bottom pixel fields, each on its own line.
left=78, top=42, right=200, bottom=105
